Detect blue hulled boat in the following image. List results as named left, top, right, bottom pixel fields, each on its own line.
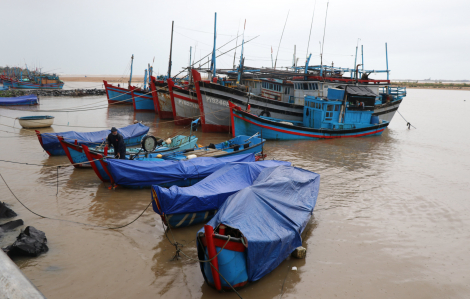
left=35, top=123, right=149, bottom=156
left=161, top=134, right=265, bottom=160
left=230, top=87, right=389, bottom=140
left=197, top=165, right=320, bottom=291
left=0, top=95, right=38, bottom=106
left=151, top=160, right=291, bottom=228
left=59, top=134, right=199, bottom=168
left=84, top=152, right=256, bottom=188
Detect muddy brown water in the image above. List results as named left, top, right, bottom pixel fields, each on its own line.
left=0, top=88, right=469, bottom=298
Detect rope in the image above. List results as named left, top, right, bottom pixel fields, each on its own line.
left=0, top=172, right=151, bottom=229
left=396, top=110, right=416, bottom=129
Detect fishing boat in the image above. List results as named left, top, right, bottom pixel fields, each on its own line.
left=35, top=123, right=149, bottom=156
left=161, top=134, right=265, bottom=160
left=152, top=160, right=291, bottom=228
left=197, top=165, right=320, bottom=291
left=230, top=87, right=389, bottom=140
left=11, top=76, right=64, bottom=90
left=167, top=78, right=200, bottom=125
left=83, top=150, right=256, bottom=188
left=192, top=69, right=303, bottom=133
left=149, top=77, right=173, bottom=119
left=18, top=116, right=54, bottom=128
left=103, top=80, right=133, bottom=105
left=131, top=86, right=155, bottom=112
left=0, top=95, right=38, bottom=106
left=0, top=86, right=8, bottom=91
left=59, top=134, right=199, bottom=168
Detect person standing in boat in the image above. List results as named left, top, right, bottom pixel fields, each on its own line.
left=107, top=127, right=126, bottom=159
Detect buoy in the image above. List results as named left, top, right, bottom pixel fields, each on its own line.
left=157, top=154, right=162, bottom=158
left=165, top=138, right=172, bottom=144
left=187, top=154, right=198, bottom=160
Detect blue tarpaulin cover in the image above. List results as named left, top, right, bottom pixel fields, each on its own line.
left=107, top=153, right=256, bottom=188
left=152, top=160, right=292, bottom=215
left=40, top=123, right=149, bottom=153
left=0, top=95, right=38, bottom=105
left=201, top=166, right=320, bottom=282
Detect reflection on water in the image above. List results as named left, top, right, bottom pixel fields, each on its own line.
left=0, top=88, right=470, bottom=298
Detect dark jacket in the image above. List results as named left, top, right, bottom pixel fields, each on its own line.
left=107, top=132, right=126, bottom=154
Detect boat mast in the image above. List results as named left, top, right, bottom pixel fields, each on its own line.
left=143, top=69, right=148, bottom=90
left=361, top=45, right=364, bottom=76
left=129, top=54, right=134, bottom=87
left=320, top=1, right=329, bottom=77
left=168, top=21, right=174, bottom=78
left=188, top=46, right=193, bottom=82
left=274, top=10, right=289, bottom=69
left=210, top=13, right=217, bottom=80
left=237, top=20, right=246, bottom=84
left=385, top=43, right=389, bottom=81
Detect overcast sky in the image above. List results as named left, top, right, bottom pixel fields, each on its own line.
left=1, top=0, right=468, bottom=80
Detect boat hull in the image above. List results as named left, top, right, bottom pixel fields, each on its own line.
left=151, top=79, right=174, bottom=119
left=192, top=70, right=303, bottom=133
left=132, top=90, right=155, bottom=112
left=12, top=80, right=64, bottom=89
left=18, top=116, right=54, bottom=128
left=373, top=99, right=402, bottom=122
left=104, top=81, right=133, bottom=104
left=168, top=79, right=199, bottom=125
left=231, top=107, right=389, bottom=140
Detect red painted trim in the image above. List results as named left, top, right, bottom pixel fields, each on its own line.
left=229, top=102, right=240, bottom=138
left=131, top=87, right=137, bottom=111
left=82, top=145, right=106, bottom=182
left=58, top=136, right=81, bottom=168
left=191, top=69, right=206, bottom=129
left=103, top=80, right=110, bottom=100
left=234, top=112, right=385, bottom=139
left=204, top=225, right=222, bottom=291
left=173, top=91, right=199, bottom=104
left=35, top=130, right=51, bottom=156
left=99, top=158, right=114, bottom=184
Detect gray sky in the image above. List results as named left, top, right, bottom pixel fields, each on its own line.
left=1, top=0, right=468, bottom=80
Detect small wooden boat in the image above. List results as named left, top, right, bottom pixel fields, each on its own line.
left=35, top=123, right=150, bottom=156
left=59, top=134, right=199, bottom=168
left=152, top=160, right=291, bottom=228
left=0, top=95, right=38, bottom=106
left=197, top=166, right=320, bottom=291
left=82, top=145, right=256, bottom=188
left=230, top=86, right=390, bottom=140
left=18, top=116, right=54, bottom=128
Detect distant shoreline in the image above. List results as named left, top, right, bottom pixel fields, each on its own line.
left=62, top=76, right=146, bottom=83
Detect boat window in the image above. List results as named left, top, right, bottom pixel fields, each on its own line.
left=325, top=111, right=333, bottom=120
left=269, top=83, right=273, bottom=90
left=335, top=105, right=340, bottom=111
left=285, top=87, right=290, bottom=94
left=303, top=83, right=309, bottom=90
left=327, top=105, right=333, bottom=111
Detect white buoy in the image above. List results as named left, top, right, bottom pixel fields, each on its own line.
left=187, top=154, right=198, bottom=160
left=165, top=138, right=172, bottom=145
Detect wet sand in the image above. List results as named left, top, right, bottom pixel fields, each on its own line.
left=0, top=88, right=469, bottom=298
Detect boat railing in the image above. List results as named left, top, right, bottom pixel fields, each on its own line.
left=380, top=86, right=407, bottom=96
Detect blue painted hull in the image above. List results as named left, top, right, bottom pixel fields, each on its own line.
left=105, top=85, right=132, bottom=105
left=232, top=110, right=389, bottom=140
left=12, top=80, right=64, bottom=89
left=133, top=91, right=155, bottom=112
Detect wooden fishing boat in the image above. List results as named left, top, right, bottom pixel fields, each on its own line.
left=167, top=78, right=200, bottom=125
left=197, top=165, right=320, bottom=291
left=149, top=77, right=174, bottom=119
left=35, top=123, right=149, bottom=156
left=18, top=116, right=54, bottom=128
left=82, top=146, right=256, bottom=188
left=230, top=87, right=390, bottom=140
left=152, top=160, right=291, bottom=228
left=103, top=81, right=133, bottom=105
left=59, top=134, right=199, bottom=168
left=0, top=95, right=38, bottom=106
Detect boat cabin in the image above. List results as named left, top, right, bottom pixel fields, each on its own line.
left=260, top=78, right=294, bottom=103
left=302, top=87, right=380, bottom=130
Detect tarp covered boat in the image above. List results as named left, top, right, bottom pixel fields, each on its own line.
left=0, top=95, right=38, bottom=106
left=106, top=153, right=256, bottom=188
left=197, top=166, right=320, bottom=291
left=36, top=123, right=149, bottom=156
left=152, top=160, right=291, bottom=228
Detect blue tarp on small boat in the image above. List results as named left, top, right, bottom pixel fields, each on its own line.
left=201, top=166, right=320, bottom=282
left=39, top=123, right=149, bottom=156
left=107, top=153, right=256, bottom=188
left=0, top=95, right=38, bottom=105
left=152, top=160, right=291, bottom=216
